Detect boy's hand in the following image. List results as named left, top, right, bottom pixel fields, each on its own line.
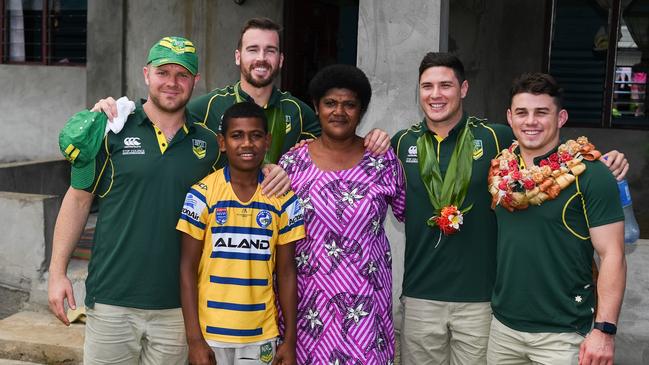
left=364, top=128, right=391, bottom=155
left=91, top=97, right=118, bottom=121
left=188, top=338, right=216, bottom=365
left=272, top=342, right=296, bottom=365
left=261, top=164, right=291, bottom=197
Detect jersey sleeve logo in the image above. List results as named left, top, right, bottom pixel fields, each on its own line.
left=192, top=138, right=207, bottom=159
left=256, top=210, right=272, bottom=228
left=181, top=190, right=207, bottom=227
left=287, top=199, right=304, bottom=227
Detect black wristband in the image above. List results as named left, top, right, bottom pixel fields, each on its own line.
left=593, top=321, right=617, bottom=335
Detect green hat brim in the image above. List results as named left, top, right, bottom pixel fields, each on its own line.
left=148, top=59, right=197, bottom=75
left=70, top=162, right=96, bottom=190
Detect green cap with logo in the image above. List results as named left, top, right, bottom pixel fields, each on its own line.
left=59, top=110, right=108, bottom=190
left=147, top=36, right=198, bottom=75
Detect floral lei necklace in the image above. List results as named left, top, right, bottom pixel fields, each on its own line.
left=488, top=136, right=601, bottom=211
left=417, top=118, right=475, bottom=245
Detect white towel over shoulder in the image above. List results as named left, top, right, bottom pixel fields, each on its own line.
left=104, top=96, right=136, bottom=135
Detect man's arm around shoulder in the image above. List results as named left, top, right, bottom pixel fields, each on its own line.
left=48, top=187, right=94, bottom=326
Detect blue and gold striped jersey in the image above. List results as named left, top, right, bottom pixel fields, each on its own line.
left=177, top=166, right=305, bottom=344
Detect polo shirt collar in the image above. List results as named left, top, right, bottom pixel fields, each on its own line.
left=235, top=82, right=282, bottom=108
left=420, top=113, right=469, bottom=139
left=531, top=139, right=564, bottom=165
left=136, top=99, right=195, bottom=134
left=223, top=165, right=264, bottom=183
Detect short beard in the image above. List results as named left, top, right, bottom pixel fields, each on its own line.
left=148, top=93, right=191, bottom=114
left=242, top=62, right=279, bottom=88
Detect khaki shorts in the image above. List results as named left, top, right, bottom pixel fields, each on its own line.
left=84, top=303, right=187, bottom=365
left=211, top=338, right=278, bottom=365
left=400, top=296, right=492, bottom=365
left=487, top=316, right=583, bottom=365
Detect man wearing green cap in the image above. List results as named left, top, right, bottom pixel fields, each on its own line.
left=94, top=17, right=392, bottom=165
left=48, top=36, right=217, bottom=364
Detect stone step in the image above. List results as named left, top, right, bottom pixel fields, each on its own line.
left=0, top=360, right=44, bottom=365
left=0, top=311, right=83, bottom=365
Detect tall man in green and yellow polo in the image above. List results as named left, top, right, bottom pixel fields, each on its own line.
left=48, top=37, right=217, bottom=364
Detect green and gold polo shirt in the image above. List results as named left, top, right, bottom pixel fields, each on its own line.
left=83, top=100, right=219, bottom=309
left=491, top=147, right=623, bottom=335
left=188, top=82, right=320, bottom=167
left=392, top=115, right=513, bottom=302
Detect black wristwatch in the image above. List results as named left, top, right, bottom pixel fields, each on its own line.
left=593, top=321, right=617, bottom=335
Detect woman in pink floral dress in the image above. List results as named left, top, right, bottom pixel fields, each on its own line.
left=279, top=64, right=405, bottom=365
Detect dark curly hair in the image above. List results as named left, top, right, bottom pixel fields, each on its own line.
left=308, top=64, right=372, bottom=115
left=510, top=72, right=564, bottom=109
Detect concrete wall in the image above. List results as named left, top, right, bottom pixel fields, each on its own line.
left=0, top=192, right=59, bottom=292
left=449, top=0, right=546, bottom=123
left=356, top=0, right=448, bottom=326
left=0, top=65, right=86, bottom=163
left=115, top=0, right=282, bottom=102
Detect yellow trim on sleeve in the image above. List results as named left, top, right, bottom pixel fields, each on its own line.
left=92, top=137, right=114, bottom=198
left=481, top=123, right=501, bottom=153
left=561, top=176, right=590, bottom=240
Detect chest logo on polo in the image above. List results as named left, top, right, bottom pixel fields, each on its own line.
left=256, top=210, right=272, bottom=228
left=215, top=207, right=227, bottom=225
left=285, top=115, right=292, bottom=133
left=406, top=145, right=418, bottom=164
left=192, top=139, right=207, bottom=159
left=122, top=137, right=145, bottom=155
left=473, top=139, right=483, bottom=160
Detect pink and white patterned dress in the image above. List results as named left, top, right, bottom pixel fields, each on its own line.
left=279, top=145, right=406, bottom=365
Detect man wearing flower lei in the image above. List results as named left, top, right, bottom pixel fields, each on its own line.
left=391, top=53, right=628, bottom=365
left=487, top=73, right=626, bottom=365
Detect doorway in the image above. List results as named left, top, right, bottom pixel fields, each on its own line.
left=282, top=0, right=359, bottom=103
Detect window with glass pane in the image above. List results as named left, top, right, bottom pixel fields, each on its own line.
left=1, top=0, right=87, bottom=64
left=547, top=0, right=649, bottom=129
left=613, top=0, right=648, bottom=127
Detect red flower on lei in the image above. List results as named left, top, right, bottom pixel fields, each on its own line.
left=431, top=205, right=464, bottom=235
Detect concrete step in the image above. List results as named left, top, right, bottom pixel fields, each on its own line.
left=0, top=311, right=83, bottom=364
left=0, top=360, right=44, bottom=365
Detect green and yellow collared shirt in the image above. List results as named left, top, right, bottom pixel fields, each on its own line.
left=84, top=100, right=219, bottom=309
left=492, top=146, right=623, bottom=335
left=391, top=114, right=513, bottom=302
left=187, top=82, right=321, bottom=167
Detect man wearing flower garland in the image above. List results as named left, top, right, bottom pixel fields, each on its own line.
left=487, top=73, right=626, bottom=365
left=392, top=52, right=514, bottom=365
left=391, top=53, right=628, bottom=365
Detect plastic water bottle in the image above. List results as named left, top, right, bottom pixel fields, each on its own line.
left=618, top=179, right=640, bottom=248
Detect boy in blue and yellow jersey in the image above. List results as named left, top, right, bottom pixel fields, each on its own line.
left=177, top=101, right=304, bottom=365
